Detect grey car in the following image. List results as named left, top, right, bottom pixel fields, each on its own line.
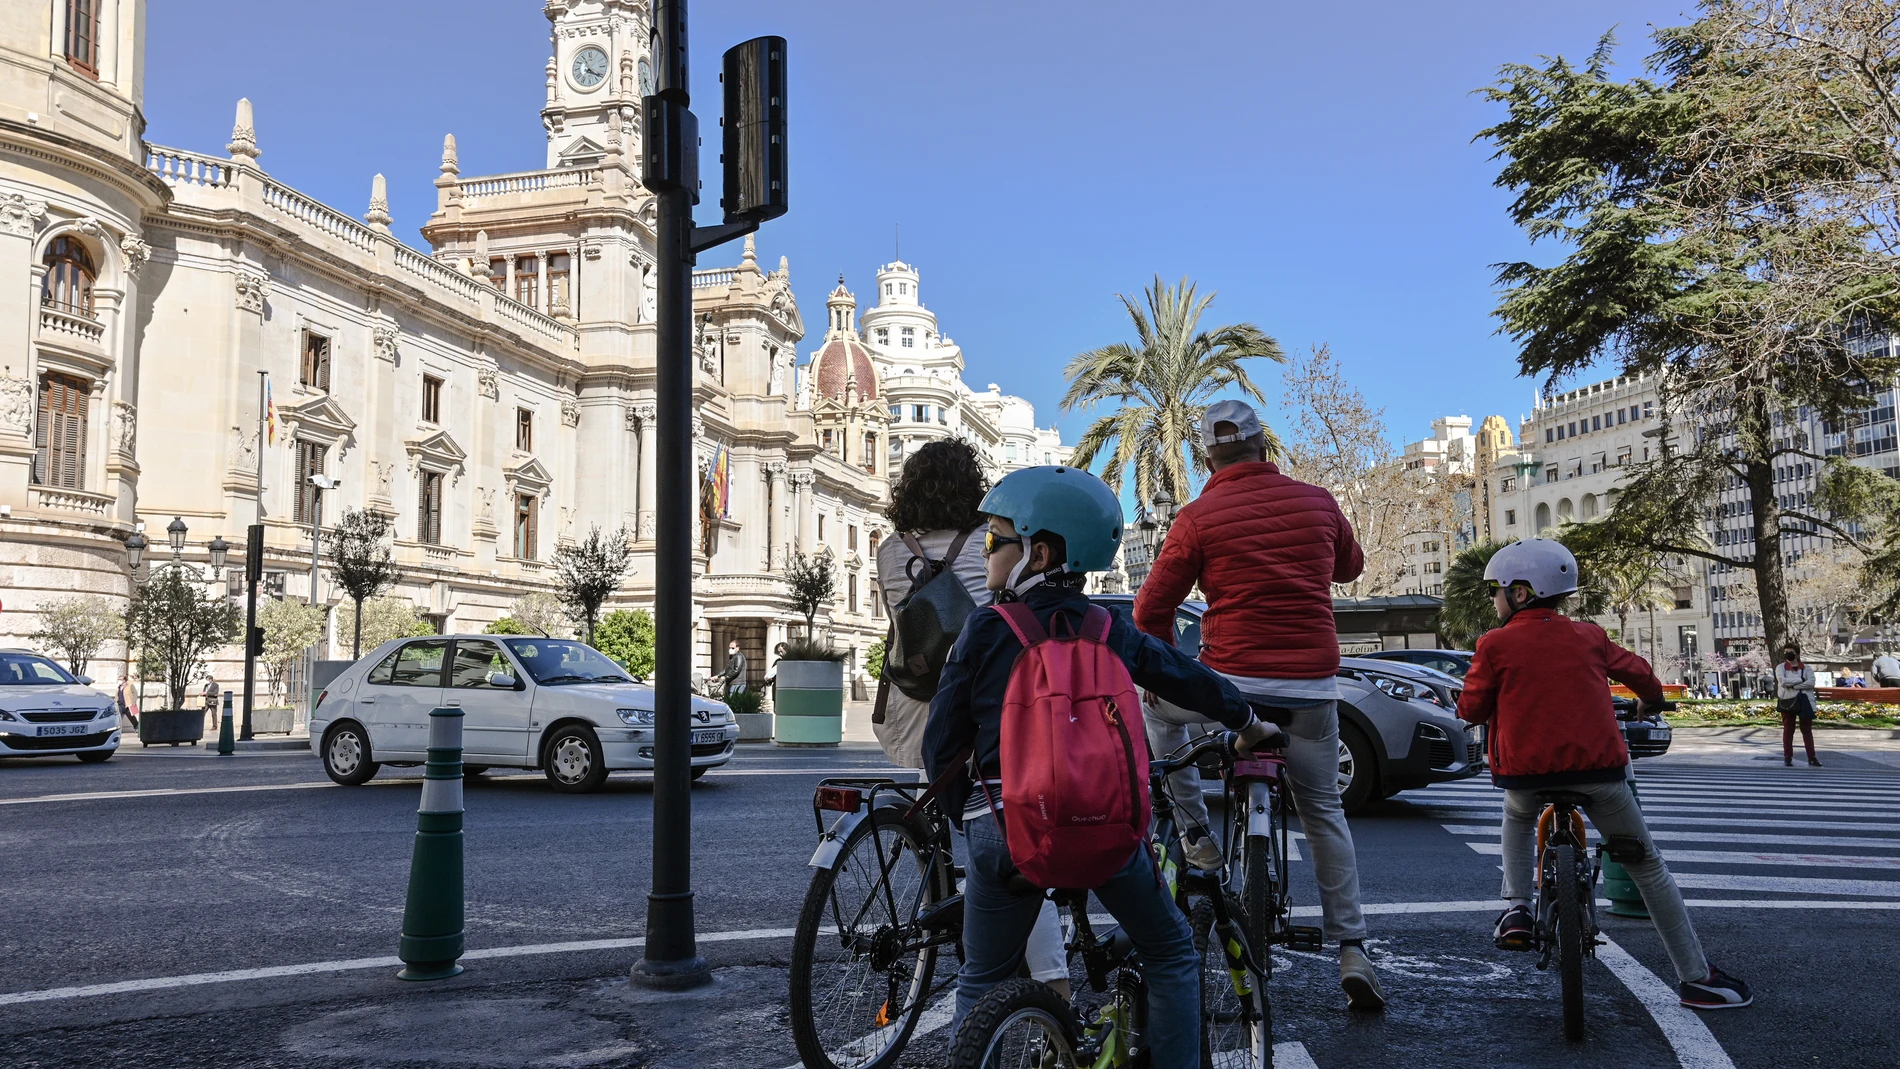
left=1091, top=598, right=1484, bottom=812
left=0, top=650, right=119, bottom=763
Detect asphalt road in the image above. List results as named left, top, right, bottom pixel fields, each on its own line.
left=2, top=738, right=1896, bottom=1068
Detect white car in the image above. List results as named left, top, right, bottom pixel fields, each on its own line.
left=0, top=650, right=119, bottom=763
left=308, top=634, right=739, bottom=793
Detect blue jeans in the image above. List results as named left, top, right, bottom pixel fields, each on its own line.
left=952, top=814, right=1202, bottom=1069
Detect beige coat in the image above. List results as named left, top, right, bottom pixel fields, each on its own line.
left=873, top=529, right=989, bottom=769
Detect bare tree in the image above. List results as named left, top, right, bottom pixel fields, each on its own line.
left=786, top=550, right=836, bottom=637
left=327, top=508, right=398, bottom=660
left=554, top=525, right=632, bottom=646
left=32, top=595, right=121, bottom=676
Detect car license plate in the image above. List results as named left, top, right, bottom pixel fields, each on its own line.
left=1650, top=727, right=1671, bottom=740
left=692, top=730, right=724, bottom=745
left=40, top=724, right=91, bottom=737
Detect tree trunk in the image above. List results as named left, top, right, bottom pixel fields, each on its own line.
left=1746, top=456, right=1791, bottom=657
left=1617, top=610, right=1629, bottom=650
left=1648, top=604, right=1658, bottom=669
left=352, top=596, right=364, bottom=660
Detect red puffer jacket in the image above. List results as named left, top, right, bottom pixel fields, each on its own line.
left=1457, top=608, right=1664, bottom=788
left=1133, top=461, right=1363, bottom=679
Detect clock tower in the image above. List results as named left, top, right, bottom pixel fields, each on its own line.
left=541, top=0, right=654, bottom=170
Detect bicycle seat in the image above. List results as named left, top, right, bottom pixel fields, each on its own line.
left=1533, top=790, right=1593, bottom=808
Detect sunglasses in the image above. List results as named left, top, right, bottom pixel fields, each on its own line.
left=984, top=531, right=1024, bottom=557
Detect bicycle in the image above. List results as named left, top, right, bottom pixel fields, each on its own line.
left=1219, top=704, right=1323, bottom=976
left=946, top=730, right=1273, bottom=1069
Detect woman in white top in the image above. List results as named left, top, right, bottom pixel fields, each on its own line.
left=873, top=439, right=1071, bottom=998
left=1774, top=644, right=1820, bottom=767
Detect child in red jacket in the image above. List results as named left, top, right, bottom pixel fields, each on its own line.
left=1457, top=538, right=1751, bottom=1010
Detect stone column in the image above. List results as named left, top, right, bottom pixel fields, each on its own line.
left=536, top=251, right=549, bottom=314
left=762, top=461, right=786, bottom=571
left=0, top=194, right=47, bottom=506
left=790, top=470, right=813, bottom=553
left=634, top=403, right=656, bottom=542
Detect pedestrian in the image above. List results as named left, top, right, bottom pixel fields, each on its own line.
left=201, top=677, right=220, bottom=731
left=765, top=641, right=788, bottom=693
left=1133, top=399, right=1386, bottom=1013
left=1775, top=644, right=1821, bottom=768
left=718, top=641, right=747, bottom=699
left=1873, top=649, right=1900, bottom=688
left=116, top=676, right=139, bottom=732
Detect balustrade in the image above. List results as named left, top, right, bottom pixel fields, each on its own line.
left=144, top=146, right=234, bottom=189
left=39, top=306, right=105, bottom=345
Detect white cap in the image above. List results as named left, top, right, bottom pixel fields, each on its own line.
left=1202, top=399, right=1263, bottom=448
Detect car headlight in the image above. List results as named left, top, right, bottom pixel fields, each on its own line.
left=1366, top=674, right=1417, bottom=701
left=94, top=707, right=115, bottom=720
left=617, top=708, right=656, bottom=726
left=0, top=710, right=16, bottom=722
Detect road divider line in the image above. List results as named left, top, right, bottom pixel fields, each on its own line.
left=0, top=782, right=335, bottom=806
left=1463, top=840, right=1900, bottom=870
left=1441, top=824, right=1900, bottom=851
left=1597, top=936, right=1737, bottom=1069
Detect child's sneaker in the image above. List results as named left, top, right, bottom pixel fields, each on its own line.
left=1680, top=967, right=1753, bottom=1009
left=1493, top=904, right=1534, bottom=951
left=1182, top=830, right=1223, bottom=871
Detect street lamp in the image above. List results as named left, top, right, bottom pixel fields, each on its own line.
left=125, top=531, right=147, bottom=570
left=207, top=535, right=230, bottom=577
left=166, top=516, right=188, bottom=558
left=307, top=474, right=339, bottom=609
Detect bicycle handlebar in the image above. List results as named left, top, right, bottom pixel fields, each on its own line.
left=1150, top=731, right=1240, bottom=777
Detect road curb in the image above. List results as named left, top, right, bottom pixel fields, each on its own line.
left=199, top=738, right=309, bottom=753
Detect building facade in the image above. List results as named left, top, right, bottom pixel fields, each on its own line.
left=0, top=0, right=895, bottom=699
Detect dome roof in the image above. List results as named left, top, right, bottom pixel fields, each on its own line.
left=812, top=336, right=879, bottom=402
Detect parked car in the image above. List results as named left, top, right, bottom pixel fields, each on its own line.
left=1090, top=597, right=1484, bottom=812
left=1365, top=647, right=1672, bottom=758
left=309, top=635, right=739, bottom=793
left=0, top=650, right=119, bottom=763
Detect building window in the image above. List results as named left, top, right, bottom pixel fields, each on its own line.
left=1424, top=561, right=1442, bottom=574
left=1006, top=444, right=1018, bottom=464
left=876, top=328, right=889, bottom=346
left=937, top=408, right=947, bottom=425
left=820, top=428, right=835, bottom=455
left=1545, top=466, right=1559, bottom=484
left=1616, top=446, right=1632, bottom=467
left=293, top=439, right=328, bottom=525
left=817, top=515, right=826, bottom=543
left=422, top=375, right=444, bottom=424
left=64, top=0, right=100, bottom=74
left=1592, top=415, right=1602, bottom=432
left=515, top=256, right=539, bottom=306
left=1644, top=401, right=1655, bottom=419
left=488, top=258, right=508, bottom=289
left=913, top=404, right=928, bottom=423
left=884, top=283, right=892, bottom=296
left=32, top=372, right=89, bottom=489
left=848, top=572, right=859, bottom=612
left=1505, top=508, right=1517, bottom=526
left=864, top=433, right=878, bottom=473
left=547, top=253, right=570, bottom=312
left=898, top=282, right=908, bottom=295
left=1545, top=428, right=1553, bottom=444
left=871, top=583, right=882, bottom=619
left=514, top=494, right=538, bottom=560
left=40, top=237, right=96, bottom=317
left=848, top=524, right=859, bottom=551
left=901, top=327, right=915, bottom=348
left=1616, top=409, right=1627, bottom=425
left=300, top=330, right=332, bottom=391
left=516, top=408, right=534, bottom=452
left=868, top=530, right=881, bottom=557
left=418, top=470, right=444, bottom=544
left=1500, top=476, right=1516, bottom=492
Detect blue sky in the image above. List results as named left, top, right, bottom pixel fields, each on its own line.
left=143, top=0, right=1695, bottom=452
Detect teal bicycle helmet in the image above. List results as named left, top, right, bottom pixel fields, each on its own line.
left=979, top=466, right=1125, bottom=573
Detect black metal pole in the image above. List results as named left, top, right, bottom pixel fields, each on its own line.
left=633, top=0, right=711, bottom=990
left=240, top=523, right=262, bottom=741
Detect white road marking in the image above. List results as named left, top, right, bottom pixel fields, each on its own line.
left=0, top=782, right=336, bottom=806
left=1274, top=1041, right=1322, bottom=1069
left=1462, top=840, right=1900, bottom=869
left=776, top=995, right=955, bottom=1069
left=1596, top=936, right=1738, bottom=1069
left=1441, top=824, right=1900, bottom=851
left=1408, top=797, right=1900, bottom=816
left=1673, top=872, right=1900, bottom=897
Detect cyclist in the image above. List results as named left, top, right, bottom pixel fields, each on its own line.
left=1458, top=538, right=1753, bottom=1010
left=1134, top=400, right=1385, bottom=1012
left=923, top=465, right=1279, bottom=1068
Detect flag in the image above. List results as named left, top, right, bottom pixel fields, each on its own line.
left=712, top=444, right=731, bottom=518
left=265, top=378, right=276, bottom=446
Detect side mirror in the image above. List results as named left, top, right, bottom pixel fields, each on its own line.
left=487, top=672, right=519, bottom=689
left=75, top=675, right=93, bottom=687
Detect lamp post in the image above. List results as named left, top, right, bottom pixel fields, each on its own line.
left=124, top=518, right=232, bottom=717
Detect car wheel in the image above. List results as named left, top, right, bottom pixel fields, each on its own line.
left=76, top=750, right=113, bottom=764
left=544, top=724, right=608, bottom=793
left=463, top=765, right=489, bottom=778
left=1337, top=723, right=1379, bottom=814
left=322, top=722, right=380, bottom=786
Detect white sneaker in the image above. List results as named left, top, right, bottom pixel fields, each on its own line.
left=1340, top=944, right=1386, bottom=1012
left=1182, top=832, right=1224, bottom=871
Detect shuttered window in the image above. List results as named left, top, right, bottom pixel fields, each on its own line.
left=65, top=0, right=99, bottom=74
left=33, top=373, right=90, bottom=489
left=419, top=471, right=443, bottom=545
left=300, top=331, right=331, bottom=391
left=514, top=494, right=537, bottom=560
left=293, top=440, right=327, bottom=525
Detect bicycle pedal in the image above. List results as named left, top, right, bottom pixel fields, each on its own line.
left=1287, top=925, right=1323, bottom=952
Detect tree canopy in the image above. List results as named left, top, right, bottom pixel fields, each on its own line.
left=553, top=525, right=632, bottom=646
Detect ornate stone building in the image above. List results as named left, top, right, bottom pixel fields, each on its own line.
left=0, top=0, right=887, bottom=696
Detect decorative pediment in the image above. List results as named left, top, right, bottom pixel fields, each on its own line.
left=556, top=137, right=609, bottom=167
left=404, top=428, right=467, bottom=480
left=282, top=395, right=357, bottom=455
left=505, top=455, right=553, bottom=496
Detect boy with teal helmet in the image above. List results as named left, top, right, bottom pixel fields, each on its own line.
left=924, top=466, right=1281, bottom=1066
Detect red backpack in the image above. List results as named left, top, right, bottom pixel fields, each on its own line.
left=984, top=602, right=1151, bottom=890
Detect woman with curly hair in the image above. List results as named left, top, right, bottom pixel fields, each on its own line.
left=874, top=438, right=990, bottom=767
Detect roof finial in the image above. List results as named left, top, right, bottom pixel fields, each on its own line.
left=227, top=98, right=260, bottom=163
left=470, top=230, right=492, bottom=279
left=366, top=173, right=392, bottom=231
left=743, top=232, right=757, bottom=265
left=440, top=134, right=460, bottom=176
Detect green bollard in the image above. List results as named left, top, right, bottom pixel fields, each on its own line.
left=217, top=691, right=235, bottom=755
left=1603, top=777, right=1648, bottom=918
left=397, top=707, right=466, bottom=981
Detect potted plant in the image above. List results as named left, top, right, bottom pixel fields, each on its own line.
left=773, top=636, right=845, bottom=746
left=725, top=686, right=772, bottom=741
left=126, top=569, right=238, bottom=746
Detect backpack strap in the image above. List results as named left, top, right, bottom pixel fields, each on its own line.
left=903, top=744, right=972, bottom=824
left=899, top=532, right=934, bottom=593
left=993, top=602, right=1048, bottom=648
left=942, top=526, right=978, bottom=571
left=1082, top=605, right=1112, bottom=644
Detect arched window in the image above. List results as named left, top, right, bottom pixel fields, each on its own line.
left=41, top=237, right=96, bottom=318
left=65, top=0, right=101, bottom=74
left=1534, top=503, right=1552, bottom=533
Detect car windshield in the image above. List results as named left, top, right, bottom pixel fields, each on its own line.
left=501, top=639, right=632, bottom=685
left=0, top=653, right=77, bottom=686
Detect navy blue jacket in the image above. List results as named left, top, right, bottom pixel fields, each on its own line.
left=923, top=583, right=1254, bottom=823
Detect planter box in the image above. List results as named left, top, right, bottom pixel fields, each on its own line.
left=249, top=706, right=295, bottom=735
left=735, top=712, right=775, bottom=741
left=138, top=708, right=205, bottom=746
left=775, top=660, right=843, bottom=746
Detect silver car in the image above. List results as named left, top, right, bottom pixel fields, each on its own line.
left=0, top=650, right=119, bottom=763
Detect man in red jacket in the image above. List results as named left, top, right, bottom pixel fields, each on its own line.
left=1459, top=538, right=1751, bottom=1010
left=1134, top=400, right=1384, bottom=1012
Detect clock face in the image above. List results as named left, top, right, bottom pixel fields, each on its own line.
left=571, top=46, right=609, bottom=89
left=637, top=57, right=654, bottom=97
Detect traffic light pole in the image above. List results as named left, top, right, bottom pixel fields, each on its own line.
left=241, top=370, right=266, bottom=742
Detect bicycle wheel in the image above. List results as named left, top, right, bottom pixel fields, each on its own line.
left=1193, top=895, right=1272, bottom=1069
left=791, top=808, right=949, bottom=1069
left=947, top=978, right=1082, bottom=1069
left=1552, top=842, right=1587, bottom=1042
left=1229, top=781, right=1285, bottom=979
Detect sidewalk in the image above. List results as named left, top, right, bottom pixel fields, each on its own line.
left=1666, top=725, right=1900, bottom=769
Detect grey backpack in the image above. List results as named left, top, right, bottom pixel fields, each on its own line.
left=882, top=529, right=980, bottom=701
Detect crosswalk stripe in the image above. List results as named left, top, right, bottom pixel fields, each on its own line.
left=1440, top=824, right=1900, bottom=851
left=1422, top=785, right=1900, bottom=803
left=1403, top=796, right=1899, bottom=816
left=1463, top=840, right=1900, bottom=869
left=1674, top=872, right=1900, bottom=897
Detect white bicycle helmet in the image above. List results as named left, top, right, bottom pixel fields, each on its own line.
left=1483, top=538, right=1579, bottom=598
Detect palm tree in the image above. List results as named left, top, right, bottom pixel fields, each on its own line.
left=1062, top=276, right=1284, bottom=507
left=1438, top=542, right=1505, bottom=649
left=1595, top=555, right=1676, bottom=658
